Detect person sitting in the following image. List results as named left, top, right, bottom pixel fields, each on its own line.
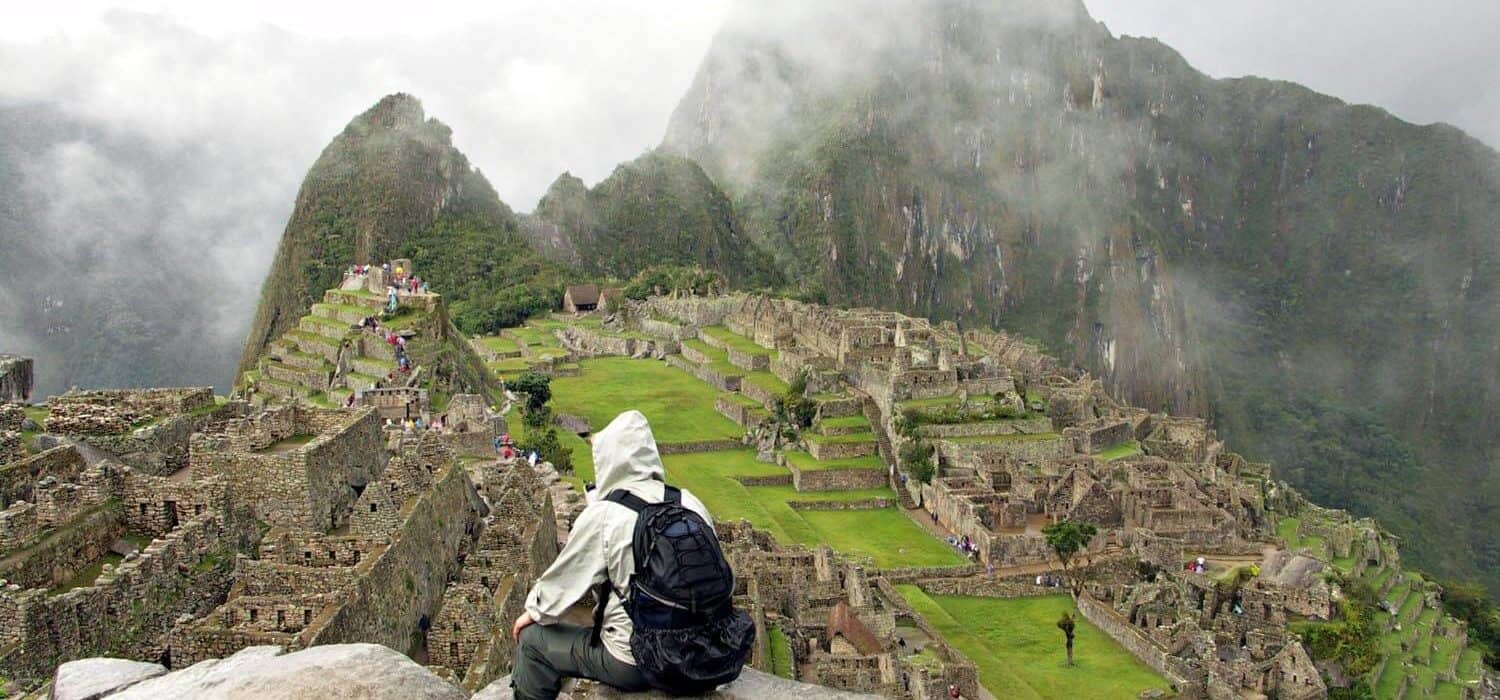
left=510, top=411, right=751, bottom=700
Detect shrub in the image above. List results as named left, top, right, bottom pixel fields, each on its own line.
left=510, top=372, right=552, bottom=413
left=523, top=427, right=573, bottom=474
left=900, top=439, right=936, bottom=484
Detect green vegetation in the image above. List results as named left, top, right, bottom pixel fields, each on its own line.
left=1095, top=441, right=1142, bottom=461
left=532, top=151, right=781, bottom=286
left=662, top=3, right=1500, bottom=595
left=1277, top=517, right=1328, bottom=555
left=700, top=326, right=775, bottom=358
left=782, top=450, right=882, bottom=472
left=899, top=439, right=936, bottom=484
left=896, top=586, right=1169, bottom=699
left=550, top=358, right=743, bottom=446
left=767, top=624, right=795, bottom=678
left=662, top=450, right=958, bottom=568
left=1042, top=520, right=1098, bottom=590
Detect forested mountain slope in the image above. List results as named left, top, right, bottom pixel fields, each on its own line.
left=661, top=0, right=1500, bottom=590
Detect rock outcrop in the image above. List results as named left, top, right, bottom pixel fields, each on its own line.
left=52, top=644, right=466, bottom=700
left=52, top=647, right=875, bottom=700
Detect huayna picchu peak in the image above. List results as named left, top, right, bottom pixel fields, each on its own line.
left=2, top=2, right=1497, bottom=699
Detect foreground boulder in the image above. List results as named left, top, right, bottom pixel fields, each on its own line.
left=472, top=669, right=881, bottom=699
left=52, top=645, right=464, bottom=700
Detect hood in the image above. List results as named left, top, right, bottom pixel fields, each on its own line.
left=591, top=410, right=666, bottom=495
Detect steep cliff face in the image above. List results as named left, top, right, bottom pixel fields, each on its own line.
left=238, top=93, right=528, bottom=374
left=664, top=0, right=1500, bottom=588
left=525, top=150, right=779, bottom=286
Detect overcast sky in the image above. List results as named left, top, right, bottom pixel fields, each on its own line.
left=3, top=0, right=1494, bottom=214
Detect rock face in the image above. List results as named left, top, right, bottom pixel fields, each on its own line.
left=237, top=93, right=530, bottom=375
left=662, top=0, right=1500, bottom=591
left=525, top=150, right=778, bottom=286
left=51, top=658, right=166, bottom=700
left=53, top=644, right=466, bottom=700
left=473, top=669, right=882, bottom=700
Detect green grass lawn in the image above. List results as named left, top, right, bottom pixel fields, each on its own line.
left=896, top=587, right=1170, bottom=700
left=700, top=326, right=776, bottom=356
left=550, top=358, right=744, bottom=446
left=474, top=335, right=519, bottom=353
left=1096, top=441, right=1141, bottom=461
left=818, top=415, right=871, bottom=431
left=661, top=450, right=960, bottom=569
left=741, top=370, right=789, bottom=395
left=897, top=396, right=963, bottom=411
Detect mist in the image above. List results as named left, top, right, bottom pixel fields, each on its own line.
left=1, top=0, right=1495, bottom=400
left=0, top=3, right=729, bottom=397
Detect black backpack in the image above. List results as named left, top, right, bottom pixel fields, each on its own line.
left=594, top=486, right=754, bottom=694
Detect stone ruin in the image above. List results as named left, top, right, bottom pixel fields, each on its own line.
left=0, top=373, right=558, bottom=694
left=0, top=354, right=32, bottom=403
left=717, top=522, right=978, bottom=700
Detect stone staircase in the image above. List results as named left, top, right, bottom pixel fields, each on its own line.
left=247, top=290, right=403, bottom=407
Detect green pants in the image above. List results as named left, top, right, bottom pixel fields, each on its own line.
left=512, top=623, right=649, bottom=700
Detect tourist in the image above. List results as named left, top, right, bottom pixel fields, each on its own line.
left=529, top=451, right=539, bottom=467
left=420, top=281, right=430, bottom=294
left=511, top=410, right=750, bottom=700
left=493, top=436, right=504, bottom=454
left=501, top=441, right=515, bottom=461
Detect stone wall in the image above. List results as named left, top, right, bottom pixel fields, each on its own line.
left=806, top=438, right=877, bottom=461
left=0, top=502, right=127, bottom=590
left=191, top=408, right=385, bottom=531
left=915, top=418, right=1054, bottom=439
left=788, top=464, right=888, bottom=492
left=0, top=355, right=33, bottom=402
left=1074, top=593, right=1197, bottom=694
left=640, top=295, right=740, bottom=327
left=309, top=460, right=481, bottom=655
left=0, top=512, right=252, bottom=684
left=0, top=445, right=86, bottom=507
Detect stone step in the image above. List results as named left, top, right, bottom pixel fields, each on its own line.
left=816, top=418, right=872, bottom=437
left=299, top=315, right=354, bottom=341
left=311, top=302, right=371, bottom=326
left=322, top=288, right=388, bottom=310
left=285, top=329, right=342, bottom=362
left=344, top=371, right=384, bottom=391
left=275, top=347, right=329, bottom=371
left=361, top=337, right=399, bottom=363
left=256, top=375, right=306, bottom=399
left=261, top=359, right=330, bottom=391
left=805, top=435, right=877, bottom=461
left=350, top=355, right=396, bottom=377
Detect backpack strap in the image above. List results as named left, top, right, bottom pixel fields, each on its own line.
left=663, top=485, right=681, bottom=505
left=603, top=489, right=649, bottom=513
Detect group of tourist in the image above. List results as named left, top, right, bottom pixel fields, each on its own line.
left=1034, top=574, right=1065, bottom=588
left=946, top=534, right=981, bottom=561
left=493, top=434, right=540, bottom=467
left=382, top=415, right=447, bottom=433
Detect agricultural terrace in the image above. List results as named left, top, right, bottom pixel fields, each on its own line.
left=492, top=319, right=964, bottom=569
left=897, top=586, right=1170, bottom=700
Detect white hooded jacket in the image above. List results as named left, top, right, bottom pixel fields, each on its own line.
left=523, top=410, right=713, bottom=665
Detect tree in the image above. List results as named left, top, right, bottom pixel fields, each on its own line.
left=1043, top=520, right=1099, bottom=594
left=900, top=439, right=936, bottom=484
left=509, top=372, right=551, bottom=413
left=1056, top=612, right=1077, bottom=667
